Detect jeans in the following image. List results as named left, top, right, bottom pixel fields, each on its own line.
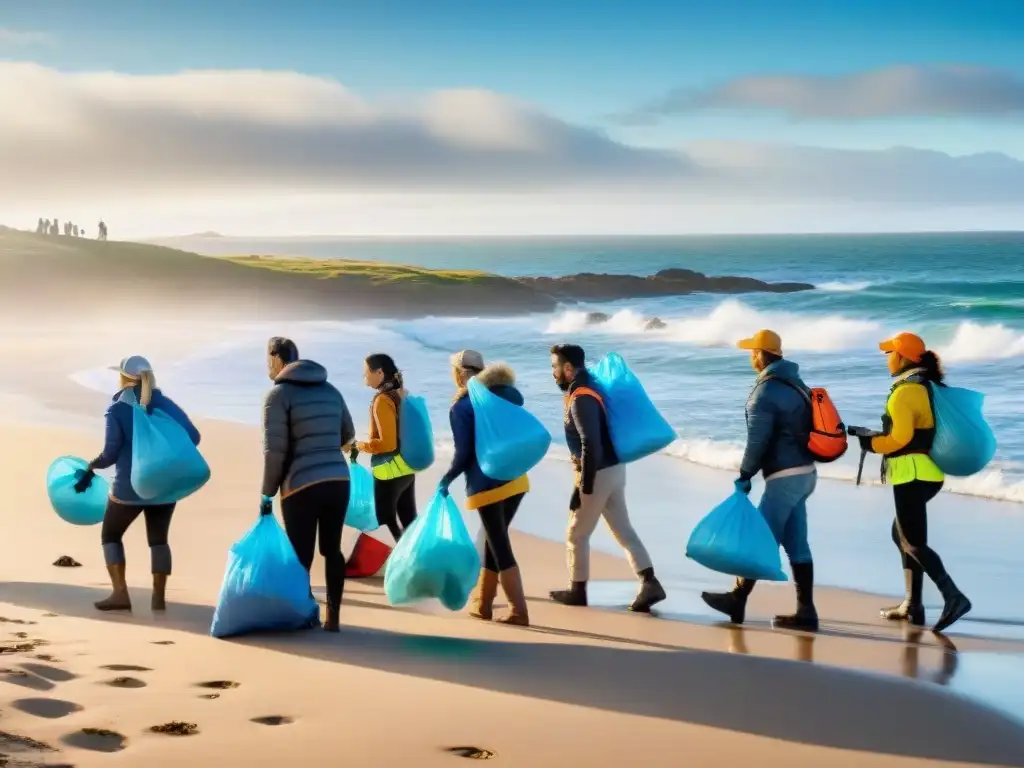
left=759, top=471, right=817, bottom=565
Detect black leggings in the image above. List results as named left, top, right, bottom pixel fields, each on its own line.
left=478, top=493, right=524, bottom=573
left=101, top=499, right=175, bottom=573
left=282, top=481, right=349, bottom=609
left=375, top=474, right=417, bottom=540
left=891, top=480, right=949, bottom=600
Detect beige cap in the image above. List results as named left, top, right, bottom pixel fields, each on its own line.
left=109, top=355, right=153, bottom=379
left=450, top=349, right=485, bottom=371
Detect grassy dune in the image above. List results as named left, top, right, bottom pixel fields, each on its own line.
left=227, top=254, right=494, bottom=285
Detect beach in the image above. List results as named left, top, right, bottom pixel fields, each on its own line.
left=3, top=229, right=1024, bottom=766
left=3, top=306, right=1024, bottom=767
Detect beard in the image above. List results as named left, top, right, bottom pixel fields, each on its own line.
left=555, top=377, right=571, bottom=392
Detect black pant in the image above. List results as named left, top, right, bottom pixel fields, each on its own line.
left=891, top=480, right=949, bottom=600
left=374, top=474, right=417, bottom=540
left=101, top=500, right=175, bottom=546
left=282, top=481, right=349, bottom=609
left=478, top=493, right=524, bottom=573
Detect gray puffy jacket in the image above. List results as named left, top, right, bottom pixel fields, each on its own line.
left=261, top=359, right=356, bottom=497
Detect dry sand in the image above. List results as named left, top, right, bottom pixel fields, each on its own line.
left=2, top=415, right=1024, bottom=767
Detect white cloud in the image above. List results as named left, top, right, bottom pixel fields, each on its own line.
left=0, top=28, right=54, bottom=46
left=621, top=65, right=1024, bottom=122
left=1, top=61, right=1024, bottom=229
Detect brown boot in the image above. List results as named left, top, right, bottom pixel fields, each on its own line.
left=95, top=564, right=132, bottom=612
left=469, top=569, right=499, bottom=621
left=496, top=567, right=529, bottom=627
left=151, top=574, right=168, bottom=612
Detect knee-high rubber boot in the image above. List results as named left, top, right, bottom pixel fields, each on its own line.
left=469, top=569, right=500, bottom=621
left=772, top=562, right=819, bottom=632
left=95, top=563, right=132, bottom=612
left=701, top=578, right=755, bottom=624
left=880, top=568, right=925, bottom=626
left=933, top=574, right=972, bottom=634
left=496, top=567, right=529, bottom=626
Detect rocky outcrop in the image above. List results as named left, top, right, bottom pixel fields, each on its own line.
left=518, top=268, right=811, bottom=302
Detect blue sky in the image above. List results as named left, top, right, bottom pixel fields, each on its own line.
left=4, top=0, right=1024, bottom=157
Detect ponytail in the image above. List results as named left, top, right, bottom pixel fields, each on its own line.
left=139, top=370, right=154, bottom=408
left=917, top=350, right=945, bottom=385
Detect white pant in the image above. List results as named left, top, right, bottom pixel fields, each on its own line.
left=566, top=464, right=653, bottom=581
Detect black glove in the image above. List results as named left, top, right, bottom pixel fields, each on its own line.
left=260, top=495, right=274, bottom=516
left=569, top=487, right=581, bottom=511
left=73, top=468, right=96, bottom=494
left=858, top=434, right=875, bottom=453
left=348, top=447, right=359, bottom=463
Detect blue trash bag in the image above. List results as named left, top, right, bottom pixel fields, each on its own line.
left=468, top=377, right=551, bottom=481
left=384, top=489, right=481, bottom=610
left=930, top=383, right=997, bottom=477
left=685, top=490, right=787, bottom=581
left=400, top=394, right=435, bottom=472
left=587, top=352, right=677, bottom=463
left=210, top=510, right=320, bottom=638
left=46, top=455, right=109, bottom=526
left=131, top=405, right=211, bottom=503
left=346, top=462, right=378, bottom=532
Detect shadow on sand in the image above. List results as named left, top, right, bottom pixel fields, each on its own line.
left=3, top=580, right=1024, bottom=766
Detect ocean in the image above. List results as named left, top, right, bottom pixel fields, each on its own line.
left=137, top=231, right=1024, bottom=505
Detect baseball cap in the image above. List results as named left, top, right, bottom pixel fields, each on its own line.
left=879, top=332, right=925, bottom=363
left=736, top=329, right=783, bottom=356
left=109, top=355, right=153, bottom=378
left=450, top=349, right=485, bottom=371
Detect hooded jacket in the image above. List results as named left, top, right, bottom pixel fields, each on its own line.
left=441, top=363, right=530, bottom=510
left=739, top=358, right=816, bottom=481
left=261, top=359, right=356, bottom=498
left=91, top=386, right=200, bottom=504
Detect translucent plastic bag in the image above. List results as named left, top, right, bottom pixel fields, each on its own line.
left=210, top=511, right=320, bottom=638
left=384, top=489, right=481, bottom=610
left=46, top=455, right=109, bottom=526
left=400, top=395, right=435, bottom=472
left=346, top=462, right=378, bottom=532
left=131, top=405, right=210, bottom=502
left=930, top=384, right=997, bottom=477
left=468, top=377, right=551, bottom=481
left=588, top=353, right=676, bottom=463
left=686, top=490, right=787, bottom=581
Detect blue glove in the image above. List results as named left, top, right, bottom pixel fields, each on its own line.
left=438, top=478, right=451, bottom=497
left=260, top=495, right=273, bottom=516
left=734, top=477, right=752, bottom=495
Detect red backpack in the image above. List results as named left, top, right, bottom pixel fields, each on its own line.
left=772, top=380, right=848, bottom=463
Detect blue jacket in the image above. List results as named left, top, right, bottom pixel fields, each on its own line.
left=440, top=364, right=531, bottom=510
left=739, top=359, right=815, bottom=481
left=91, top=386, right=201, bottom=504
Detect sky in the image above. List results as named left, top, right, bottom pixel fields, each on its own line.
left=1, top=0, right=1023, bottom=236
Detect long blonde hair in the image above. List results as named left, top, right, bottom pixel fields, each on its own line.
left=120, top=370, right=155, bottom=408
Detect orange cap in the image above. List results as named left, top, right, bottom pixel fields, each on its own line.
left=879, top=332, right=925, bottom=363
left=737, top=329, right=782, bottom=356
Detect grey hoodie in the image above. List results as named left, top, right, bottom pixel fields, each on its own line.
left=261, top=359, right=356, bottom=498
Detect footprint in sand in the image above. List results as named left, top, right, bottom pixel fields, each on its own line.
left=100, top=664, right=152, bottom=673
left=151, top=640, right=175, bottom=645
left=195, top=680, right=239, bottom=690
left=1, top=667, right=55, bottom=693
left=0, top=617, right=38, bottom=626
left=19, top=663, right=77, bottom=684
left=11, top=697, right=84, bottom=720
left=62, top=728, right=127, bottom=753
left=149, top=721, right=199, bottom=737
left=42, top=613, right=59, bottom=618
left=33, top=654, right=60, bottom=663
left=251, top=716, right=294, bottom=726
left=0, top=639, right=47, bottom=655
left=0, top=729, right=56, bottom=753
left=103, top=676, right=147, bottom=689
left=198, top=693, right=220, bottom=700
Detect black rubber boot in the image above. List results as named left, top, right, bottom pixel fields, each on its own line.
left=701, top=578, right=755, bottom=624
left=550, top=581, right=588, bottom=607
left=323, top=601, right=340, bottom=633
left=880, top=568, right=925, bottom=626
left=933, top=574, right=971, bottom=634
left=772, top=562, right=819, bottom=632
left=629, top=568, right=667, bottom=612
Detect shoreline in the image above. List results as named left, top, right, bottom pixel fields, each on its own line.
left=4, top=331, right=1024, bottom=765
